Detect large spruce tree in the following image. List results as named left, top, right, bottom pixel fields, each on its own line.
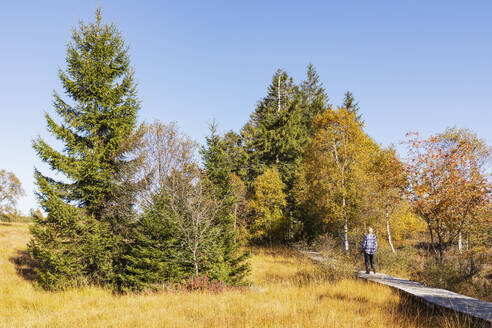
left=241, top=69, right=304, bottom=191
left=241, top=66, right=330, bottom=241
left=242, top=66, right=330, bottom=190
left=200, top=123, right=250, bottom=284
left=299, top=64, right=330, bottom=132
left=29, top=10, right=144, bottom=290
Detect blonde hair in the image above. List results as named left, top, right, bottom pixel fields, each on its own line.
left=368, top=227, right=373, bottom=234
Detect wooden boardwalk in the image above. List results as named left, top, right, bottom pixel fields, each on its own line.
left=298, top=249, right=492, bottom=326
left=357, top=271, right=492, bottom=326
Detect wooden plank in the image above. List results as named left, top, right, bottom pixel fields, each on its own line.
left=357, top=271, right=492, bottom=325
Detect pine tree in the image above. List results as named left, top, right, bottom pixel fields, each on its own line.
left=299, top=64, right=330, bottom=131
left=200, top=122, right=250, bottom=284
left=29, top=9, right=144, bottom=290
left=241, top=69, right=305, bottom=193
left=202, top=122, right=232, bottom=197
left=292, top=65, right=332, bottom=238
left=222, top=130, right=249, bottom=180
left=342, top=91, right=362, bottom=122
left=242, top=68, right=331, bottom=241
left=118, top=192, right=185, bottom=292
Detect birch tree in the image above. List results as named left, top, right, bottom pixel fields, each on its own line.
left=249, top=167, right=287, bottom=245
left=138, top=120, right=197, bottom=206
left=0, top=170, right=24, bottom=215
left=166, top=169, right=223, bottom=277
left=367, top=148, right=407, bottom=253
left=296, top=107, right=375, bottom=250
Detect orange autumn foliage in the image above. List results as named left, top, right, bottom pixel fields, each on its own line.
left=405, top=128, right=491, bottom=262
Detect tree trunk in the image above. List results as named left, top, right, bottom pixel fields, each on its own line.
left=337, top=228, right=344, bottom=249
left=437, top=233, right=444, bottom=264
left=343, top=196, right=349, bottom=252
left=426, top=218, right=439, bottom=262
left=470, top=255, right=476, bottom=274
left=458, top=231, right=462, bottom=252
left=344, top=221, right=349, bottom=252
left=277, top=75, right=281, bottom=112
left=289, top=211, right=293, bottom=241
left=386, top=210, right=395, bottom=254
left=193, top=251, right=199, bottom=277
left=234, top=202, right=238, bottom=242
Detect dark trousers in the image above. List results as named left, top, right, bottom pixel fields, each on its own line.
left=364, top=253, right=376, bottom=273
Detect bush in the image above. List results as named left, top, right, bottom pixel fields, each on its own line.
left=376, top=246, right=423, bottom=278
left=177, top=275, right=247, bottom=293
left=417, top=259, right=466, bottom=290
left=311, top=234, right=358, bottom=281
left=179, top=275, right=226, bottom=292
left=414, top=257, right=492, bottom=302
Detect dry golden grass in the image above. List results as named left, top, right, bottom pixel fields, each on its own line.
left=0, top=223, right=470, bottom=328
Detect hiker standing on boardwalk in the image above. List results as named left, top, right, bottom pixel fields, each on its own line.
left=361, top=227, right=377, bottom=274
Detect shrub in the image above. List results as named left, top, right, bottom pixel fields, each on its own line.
left=176, top=275, right=247, bottom=293
left=376, top=246, right=423, bottom=278
left=414, top=257, right=492, bottom=302
left=311, top=234, right=358, bottom=281
left=179, top=275, right=226, bottom=293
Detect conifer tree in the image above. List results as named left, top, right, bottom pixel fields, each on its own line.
left=29, top=9, right=144, bottom=290
left=202, top=122, right=233, bottom=197
left=242, top=69, right=305, bottom=193
left=119, top=122, right=249, bottom=291
left=200, top=123, right=250, bottom=284
left=299, top=64, right=330, bottom=131
left=222, top=130, right=249, bottom=180
left=242, top=67, right=331, bottom=241
left=122, top=167, right=227, bottom=290
left=342, top=91, right=362, bottom=122
left=118, top=192, right=184, bottom=291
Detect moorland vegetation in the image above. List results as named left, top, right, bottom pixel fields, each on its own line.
left=0, top=9, right=490, bottom=310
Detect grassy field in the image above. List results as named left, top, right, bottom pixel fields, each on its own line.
left=0, top=223, right=471, bottom=328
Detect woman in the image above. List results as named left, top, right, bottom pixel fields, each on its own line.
left=361, top=227, right=377, bottom=274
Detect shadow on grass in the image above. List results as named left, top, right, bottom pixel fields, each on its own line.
left=9, top=249, right=40, bottom=282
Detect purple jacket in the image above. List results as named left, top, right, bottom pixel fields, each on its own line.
left=361, top=234, right=377, bottom=254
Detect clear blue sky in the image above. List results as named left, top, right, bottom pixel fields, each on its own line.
left=1, top=1, right=491, bottom=214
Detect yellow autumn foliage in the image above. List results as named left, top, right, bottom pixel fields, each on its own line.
left=249, top=167, right=288, bottom=243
